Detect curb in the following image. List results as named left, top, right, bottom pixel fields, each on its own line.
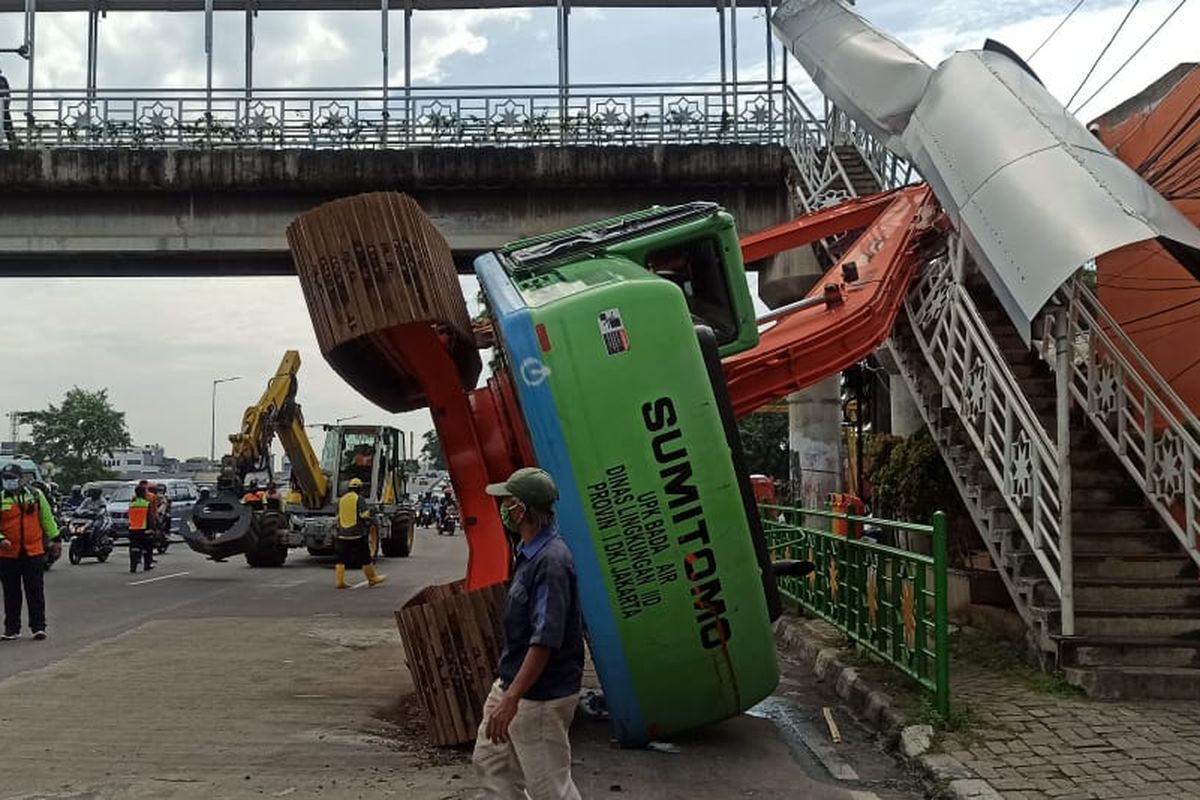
left=775, top=617, right=1003, bottom=800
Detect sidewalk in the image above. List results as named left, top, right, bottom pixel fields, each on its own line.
left=782, top=616, right=1200, bottom=800
left=939, top=645, right=1200, bottom=800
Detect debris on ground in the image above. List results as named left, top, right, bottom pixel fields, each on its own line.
left=372, top=692, right=473, bottom=768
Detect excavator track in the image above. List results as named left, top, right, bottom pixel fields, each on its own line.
left=286, top=192, right=482, bottom=412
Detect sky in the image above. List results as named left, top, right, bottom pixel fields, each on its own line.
left=0, top=0, right=1196, bottom=461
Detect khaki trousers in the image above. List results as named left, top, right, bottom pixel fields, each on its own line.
left=472, top=680, right=581, bottom=800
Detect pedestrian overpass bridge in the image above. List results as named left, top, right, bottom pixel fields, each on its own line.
left=0, top=82, right=866, bottom=276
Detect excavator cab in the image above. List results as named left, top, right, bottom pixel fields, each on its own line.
left=499, top=202, right=760, bottom=357
left=322, top=425, right=399, bottom=503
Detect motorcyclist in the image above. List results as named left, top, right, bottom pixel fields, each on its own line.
left=438, top=487, right=458, bottom=533
left=73, top=488, right=110, bottom=550
left=77, top=487, right=106, bottom=515
left=65, top=486, right=84, bottom=511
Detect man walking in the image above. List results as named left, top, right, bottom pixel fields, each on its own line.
left=334, top=477, right=385, bottom=590
left=127, top=484, right=154, bottom=574
left=473, top=467, right=584, bottom=800
left=0, top=463, right=60, bottom=641
left=0, top=66, right=14, bottom=148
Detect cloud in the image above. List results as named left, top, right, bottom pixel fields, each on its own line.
left=1, top=0, right=1197, bottom=463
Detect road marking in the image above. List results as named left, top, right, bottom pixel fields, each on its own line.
left=266, top=579, right=307, bottom=589
left=128, top=571, right=190, bottom=586
left=349, top=579, right=370, bottom=590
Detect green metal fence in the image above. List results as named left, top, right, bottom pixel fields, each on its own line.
left=763, top=505, right=950, bottom=718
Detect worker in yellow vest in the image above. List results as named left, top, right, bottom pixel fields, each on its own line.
left=127, top=484, right=155, bottom=574
left=0, top=463, right=60, bottom=641
left=335, top=478, right=385, bottom=590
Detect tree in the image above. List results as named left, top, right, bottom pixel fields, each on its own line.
left=22, top=388, right=132, bottom=487
left=736, top=412, right=789, bottom=478
left=420, top=429, right=447, bottom=471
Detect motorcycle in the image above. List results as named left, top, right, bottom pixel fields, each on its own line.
left=67, top=508, right=114, bottom=565
left=417, top=500, right=437, bottom=528
left=438, top=505, right=459, bottom=536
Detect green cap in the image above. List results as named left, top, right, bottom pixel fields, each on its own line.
left=485, top=467, right=559, bottom=510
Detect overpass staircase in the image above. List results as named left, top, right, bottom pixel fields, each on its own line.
left=786, top=128, right=1200, bottom=700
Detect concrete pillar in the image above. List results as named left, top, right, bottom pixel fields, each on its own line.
left=758, top=247, right=843, bottom=509
left=788, top=375, right=843, bottom=508
left=889, top=373, right=923, bottom=436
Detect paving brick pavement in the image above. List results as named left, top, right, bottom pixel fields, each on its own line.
left=940, top=660, right=1200, bottom=800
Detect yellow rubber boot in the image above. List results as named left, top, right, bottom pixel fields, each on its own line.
left=335, top=563, right=349, bottom=589
left=364, top=564, right=387, bottom=587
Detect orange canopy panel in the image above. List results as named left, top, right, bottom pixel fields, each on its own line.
left=1092, top=64, right=1200, bottom=414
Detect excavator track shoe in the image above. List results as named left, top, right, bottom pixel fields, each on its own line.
left=287, top=192, right=482, bottom=412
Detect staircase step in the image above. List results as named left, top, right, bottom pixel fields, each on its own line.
left=1073, top=608, right=1200, bottom=638
left=1074, top=579, right=1200, bottom=610
left=1073, top=506, right=1160, bottom=529
left=1073, top=553, right=1194, bottom=580
left=1073, top=485, right=1145, bottom=505
left=1072, top=467, right=1140, bottom=488
left=1072, top=531, right=1178, bottom=555
left=1062, top=636, right=1200, bottom=668
left=1064, top=665, right=1200, bottom=700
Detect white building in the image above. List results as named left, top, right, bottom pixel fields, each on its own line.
left=101, top=444, right=168, bottom=478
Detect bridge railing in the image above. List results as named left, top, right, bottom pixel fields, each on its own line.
left=763, top=504, right=950, bottom=718
left=1, top=82, right=809, bottom=149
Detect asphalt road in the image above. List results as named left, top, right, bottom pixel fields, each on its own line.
left=0, top=526, right=468, bottom=681
left=1, top=526, right=927, bottom=799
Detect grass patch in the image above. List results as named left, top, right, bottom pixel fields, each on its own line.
left=916, top=696, right=978, bottom=736
left=950, top=628, right=1084, bottom=698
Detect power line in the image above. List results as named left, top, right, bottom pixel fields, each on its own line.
left=1029, top=0, right=1089, bottom=60
left=1071, top=0, right=1190, bottom=114
left=1066, top=0, right=1142, bottom=110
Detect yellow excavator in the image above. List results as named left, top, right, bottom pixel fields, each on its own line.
left=183, top=350, right=416, bottom=567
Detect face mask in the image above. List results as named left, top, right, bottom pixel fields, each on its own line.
left=2, top=479, right=19, bottom=491
left=500, top=501, right=524, bottom=533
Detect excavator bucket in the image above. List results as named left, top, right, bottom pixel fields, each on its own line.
left=183, top=490, right=255, bottom=561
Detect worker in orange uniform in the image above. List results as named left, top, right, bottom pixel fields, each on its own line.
left=0, top=463, right=60, bottom=641
left=335, top=477, right=385, bottom=589
left=127, top=484, right=155, bottom=574
left=242, top=480, right=266, bottom=508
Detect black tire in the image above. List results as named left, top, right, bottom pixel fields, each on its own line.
left=380, top=516, right=415, bottom=558
left=97, top=551, right=109, bottom=563
left=156, top=540, right=170, bottom=555
left=244, top=513, right=288, bottom=568
left=68, top=544, right=82, bottom=565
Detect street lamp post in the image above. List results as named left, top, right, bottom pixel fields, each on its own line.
left=210, top=376, right=242, bottom=462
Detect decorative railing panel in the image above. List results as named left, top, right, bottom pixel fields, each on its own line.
left=906, top=248, right=1065, bottom=597
left=1, top=82, right=793, bottom=150
left=763, top=505, right=949, bottom=717
left=1058, top=281, right=1200, bottom=567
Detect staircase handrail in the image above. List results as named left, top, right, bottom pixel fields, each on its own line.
left=1060, top=279, right=1200, bottom=565
left=824, top=98, right=916, bottom=191
left=781, top=87, right=857, bottom=210
left=907, top=251, right=1065, bottom=596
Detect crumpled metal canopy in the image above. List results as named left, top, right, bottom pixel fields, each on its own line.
left=773, top=0, right=1200, bottom=340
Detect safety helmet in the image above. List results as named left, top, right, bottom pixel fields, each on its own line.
left=1, top=463, right=22, bottom=480
left=349, top=477, right=363, bottom=489
left=86, top=487, right=102, bottom=500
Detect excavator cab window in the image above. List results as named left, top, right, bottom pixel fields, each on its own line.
left=646, top=238, right=739, bottom=346
left=337, top=433, right=377, bottom=497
